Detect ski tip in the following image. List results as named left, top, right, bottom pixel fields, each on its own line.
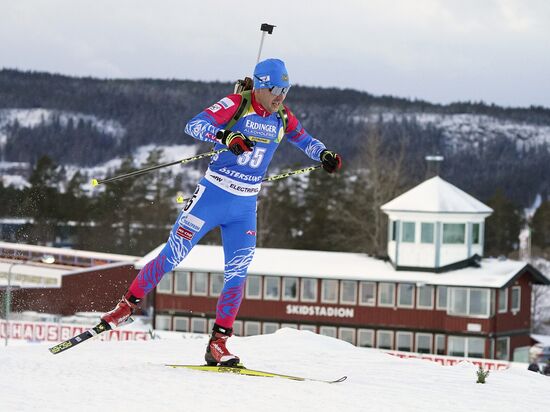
left=91, top=178, right=99, bottom=187
left=332, top=376, right=347, bottom=383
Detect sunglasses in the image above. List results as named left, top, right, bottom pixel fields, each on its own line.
left=254, top=75, right=290, bottom=96
left=269, top=85, right=290, bottom=96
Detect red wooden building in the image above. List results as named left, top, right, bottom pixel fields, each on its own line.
left=140, top=177, right=549, bottom=361
left=0, top=241, right=139, bottom=316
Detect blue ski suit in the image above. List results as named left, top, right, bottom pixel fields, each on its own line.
left=128, top=91, right=327, bottom=328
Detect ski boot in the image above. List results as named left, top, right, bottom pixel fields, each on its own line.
left=205, top=323, right=240, bottom=367
left=101, top=292, right=141, bottom=330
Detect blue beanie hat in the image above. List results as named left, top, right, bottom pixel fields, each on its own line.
left=253, top=58, right=290, bottom=89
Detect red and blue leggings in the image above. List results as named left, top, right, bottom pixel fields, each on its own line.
left=128, top=178, right=257, bottom=329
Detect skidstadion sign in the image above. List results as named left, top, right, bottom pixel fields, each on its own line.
left=286, top=304, right=354, bottom=318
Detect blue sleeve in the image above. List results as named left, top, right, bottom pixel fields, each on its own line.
left=184, top=95, right=242, bottom=143
left=184, top=112, right=222, bottom=143
left=285, top=108, right=326, bottom=161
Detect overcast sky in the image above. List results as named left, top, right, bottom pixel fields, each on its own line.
left=1, top=0, right=549, bottom=108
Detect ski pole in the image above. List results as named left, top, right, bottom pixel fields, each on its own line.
left=176, top=164, right=322, bottom=203
left=91, top=148, right=228, bottom=187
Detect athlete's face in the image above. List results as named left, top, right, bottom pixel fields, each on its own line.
left=254, top=88, right=287, bottom=113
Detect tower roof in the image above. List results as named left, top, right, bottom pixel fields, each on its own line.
left=381, top=176, right=493, bottom=214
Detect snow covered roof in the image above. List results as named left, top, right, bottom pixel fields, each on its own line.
left=531, top=334, right=550, bottom=347
left=381, top=176, right=493, bottom=214
left=0, top=259, right=75, bottom=288
left=136, top=244, right=547, bottom=289
left=0, top=241, right=138, bottom=262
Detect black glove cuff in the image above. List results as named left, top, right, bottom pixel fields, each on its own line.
left=216, top=129, right=227, bottom=143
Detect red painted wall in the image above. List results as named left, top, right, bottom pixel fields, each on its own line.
left=2, top=264, right=139, bottom=316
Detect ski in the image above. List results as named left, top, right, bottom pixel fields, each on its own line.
left=165, top=364, right=347, bottom=384
left=48, top=320, right=111, bottom=354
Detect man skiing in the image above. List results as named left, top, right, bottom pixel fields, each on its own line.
left=101, top=58, right=342, bottom=366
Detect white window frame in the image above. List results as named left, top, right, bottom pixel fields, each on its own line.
left=173, top=316, right=189, bottom=332
left=340, top=280, right=358, bottom=305
left=495, top=337, right=510, bottom=361
left=442, top=223, right=466, bottom=244
left=435, top=334, right=446, bottom=355
left=264, top=276, right=281, bottom=301
left=472, top=223, right=481, bottom=244
left=190, top=317, right=207, bottom=333
left=396, top=331, right=413, bottom=352
left=357, top=329, right=375, bottom=348
left=397, top=283, right=415, bottom=308
left=299, top=324, right=317, bottom=333
left=280, top=323, right=298, bottom=329
left=174, top=271, right=190, bottom=296
left=245, top=275, right=262, bottom=299
left=319, top=326, right=337, bottom=338
left=416, top=285, right=434, bottom=310
left=155, top=315, right=171, bottom=331
left=338, top=327, right=356, bottom=345
left=359, top=282, right=376, bottom=306
left=376, top=330, right=394, bottom=350
left=282, top=277, right=299, bottom=301
left=321, top=279, right=339, bottom=304
left=447, top=336, right=485, bottom=358
left=209, top=273, right=224, bottom=297
left=420, top=222, right=434, bottom=244
left=192, top=272, right=208, bottom=296
left=208, top=318, right=216, bottom=332
left=157, top=272, right=173, bottom=294
left=415, top=333, right=433, bottom=354
left=300, top=278, right=318, bottom=303
left=232, top=320, right=243, bottom=336
left=378, top=283, right=395, bottom=307
left=498, top=288, right=508, bottom=313
left=436, top=286, right=448, bottom=310
left=244, top=321, right=261, bottom=336
left=511, top=286, right=521, bottom=313
left=262, top=322, right=279, bottom=334
left=401, top=221, right=416, bottom=243
left=448, top=287, right=491, bottom=318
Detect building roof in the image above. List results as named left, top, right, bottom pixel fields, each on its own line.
left=0, top=241, right=138, bottom=263
left=136, top=244, right=549, bottom=289
left=381, top=176, right=493, bottom=214
left=0, top=259, right=75, bottom=288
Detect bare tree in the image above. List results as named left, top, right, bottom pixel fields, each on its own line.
left=335, top=123, right=409, bottom=255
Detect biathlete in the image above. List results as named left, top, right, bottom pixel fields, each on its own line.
left=101, top=58, right=342, bottom=366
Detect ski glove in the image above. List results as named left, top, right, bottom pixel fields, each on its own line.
left=320, top=150, right=342, bottom=173
left=217, top=129, right=255, bottom=155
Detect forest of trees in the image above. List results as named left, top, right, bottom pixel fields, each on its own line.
left=1, top=127, right=546, bottom=260
left=0, top=69, right=549, bottom=258
left=1, top=68, right=550, bottom=208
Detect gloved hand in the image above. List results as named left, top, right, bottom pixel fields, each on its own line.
left=320, top=149, right=342, bottom=173
left=216, top=129, right=255, bottom=155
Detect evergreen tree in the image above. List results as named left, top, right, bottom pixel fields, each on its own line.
left=20, top=156, right=63, bottom=245
left=87, top=157, right=141, bottom=254
left=531, top=200, right=550, bottom=257
left=257, top=176, right=305, bottom=249
left=485, top=188, right=522, bottom=257
left=131, top=149, right=177, bottom=254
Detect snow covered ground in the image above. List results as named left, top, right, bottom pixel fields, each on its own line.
left=1, top=328, right=549, bottom=412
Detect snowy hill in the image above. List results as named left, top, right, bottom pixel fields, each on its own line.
left=1, top=328, right=548, bottom=412
left=1, top=69, right=550, bottom=206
